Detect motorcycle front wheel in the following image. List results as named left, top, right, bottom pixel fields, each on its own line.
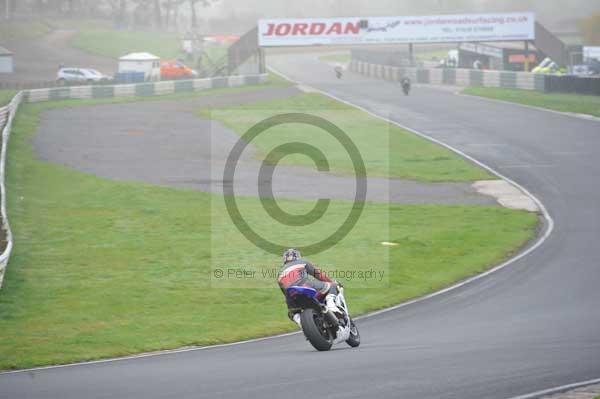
left=346, top=319, right=361, bottom=347
left=301, top=308, right=333, bottom=351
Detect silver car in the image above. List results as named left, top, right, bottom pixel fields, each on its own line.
left=56, top=68, right=110, bottom=85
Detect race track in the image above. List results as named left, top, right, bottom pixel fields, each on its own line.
left=32, top=88, right=494, bottom=205
left=1, top=53, right=600, bottom=399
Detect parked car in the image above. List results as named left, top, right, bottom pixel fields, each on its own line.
left=571, top=60, right=600, bottom=76
left=160, top=60, right=198, bottom=80
left=57, top=68, right=111, bottom=85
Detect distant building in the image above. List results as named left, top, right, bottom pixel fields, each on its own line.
left=118, top=52, right=161, bottom=81
left=0, top=46, right=14, bottom=74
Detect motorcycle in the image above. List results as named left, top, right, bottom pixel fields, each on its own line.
left=401, top=77, right=411, bottom=95
left=286, top=285, right=360, bottom=351
left=334, top=65, right=343, bottom=79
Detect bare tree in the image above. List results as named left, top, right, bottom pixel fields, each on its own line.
left=105, top=0, right=128, bottom=26
left=163, top=0, right=186, bottom=28
left=189, top=0, right=217, bottom=29
left=153, top=0, right=162, bottom=28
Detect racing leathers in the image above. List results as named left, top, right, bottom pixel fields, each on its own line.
left=277, top=258, right=338, bottom=321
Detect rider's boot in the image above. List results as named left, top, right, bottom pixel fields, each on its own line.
left=293, top=313, right=302, bottom=329
left=325, top=294, right=342, bottom=316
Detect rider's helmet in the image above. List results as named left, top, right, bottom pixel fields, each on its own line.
left=282, top=248, right=301, bottom=264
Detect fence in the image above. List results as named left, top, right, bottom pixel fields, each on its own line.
left=0, top=91, right=23, bottom=286
left=0, top=80, right=63, bottom=90
left=25, top=74, right=268, bottom=103
left=0, top=73, right=269, bottom=288
left=350, top=59, right=547, bottom=92
left=350, top=54, right=600, bottom=95
left=544, top=75, right=600, bottom=95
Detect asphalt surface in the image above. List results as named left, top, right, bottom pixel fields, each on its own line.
left=2, top=54, right=600, bottom=399
left=32, top=87, right=494, bottom=205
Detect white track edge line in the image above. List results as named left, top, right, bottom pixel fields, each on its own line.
left=0, top=65, right=555, bottom=376
left=267, top=65, right=554, bottom=319
left=506, top=377, right=600, bottom=399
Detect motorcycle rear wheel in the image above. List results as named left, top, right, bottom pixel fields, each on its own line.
left=346, top=319, right=360, bottom=348
left=301, top=308, right=333, bottom=351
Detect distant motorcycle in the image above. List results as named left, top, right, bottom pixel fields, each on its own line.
left=334, top=65, right=343, bottom=79
left=286, top=285, right=360, bottom=351
left=401, top=77, right=411, bottom=95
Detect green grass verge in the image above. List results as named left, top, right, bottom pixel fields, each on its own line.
left=267, top=71, right=294, bottom=86
left=201, top=92, right=493, bottom=182
left=70, top=28, right=182, bottom=59
left=0, top=88, right=537, bottom=370
left=69, top=27, right=228, bottom=72
left=0, top=90, right=17, bottom=107
left=463, top=87, right=600, bottom=118
left=0, top=20, right=51, bottom=40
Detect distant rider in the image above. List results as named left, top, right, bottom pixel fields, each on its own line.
left=277, top=248, right=340, bottom=328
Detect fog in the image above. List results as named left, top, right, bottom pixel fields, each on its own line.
left=205, top=0, right=600, bottom=29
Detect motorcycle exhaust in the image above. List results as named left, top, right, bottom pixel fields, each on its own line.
left=321, top=305, right=340, bottom=328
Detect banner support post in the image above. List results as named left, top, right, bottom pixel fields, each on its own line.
left=524, top=40, right=530, bottom=72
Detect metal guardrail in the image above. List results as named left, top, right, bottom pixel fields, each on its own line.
left=25, top=74, right=269, bottom=103
left=350, top=60, right=546, bottom=91
left=351, top=59, right=600, bottom=95
left=0, top=107, right=8, bottom=132
left=0, top=91, right=23, bottom=287
left=0, top=81, right=63, bottom=90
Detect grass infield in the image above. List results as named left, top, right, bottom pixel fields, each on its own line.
left=69, top=27, right=226, bottom=71
left=0, top=90, right=17, bottom=108
left=202, top=92, right=494, bottom=182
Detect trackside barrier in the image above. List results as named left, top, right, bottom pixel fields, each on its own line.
left=0, top=73, right=269, bottom=288
left=0, top=91, right=23, bottom=287
left=349, top=60, right=547, bottom=91
left=24, top=74, right=269, bottom=103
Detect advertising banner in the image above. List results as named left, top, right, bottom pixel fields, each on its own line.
left=258, top=12, right=535, bottom=47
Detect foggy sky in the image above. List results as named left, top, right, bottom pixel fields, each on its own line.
left=203, top=0, right=600, bottom=29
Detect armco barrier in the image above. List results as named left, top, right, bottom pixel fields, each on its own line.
left=0, top=74, right=268, bottom=288
left=0, top=91, right=23, bottom=287
left=25, top=74, right=269, bottom=103
left=349, top=60, right=545, bottom=91
left=544, top=75, right=600, bottom=95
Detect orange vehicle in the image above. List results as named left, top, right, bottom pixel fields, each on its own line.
left=160, top=60, right=198, bottom=80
